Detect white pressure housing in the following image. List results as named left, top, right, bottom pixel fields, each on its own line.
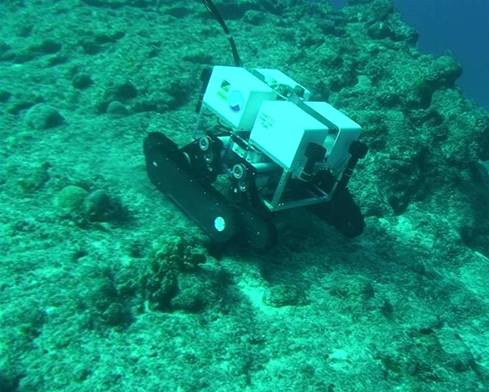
left=201, top=66, right=363, bottom=179
left=249, top=100, right=328, bottom=174
left=203, top=66, right=276, bottom=131
left=305, top=102, right=362, bottom=171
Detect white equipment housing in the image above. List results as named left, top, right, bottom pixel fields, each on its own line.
left=249, top=100, right=327, bottom=176
left=203, top=66, right=276, bottom=130
left=203, top=66, right=362, bottom=173
left=305, top=101, right=361, bottom=171
left=201, top=65, right=363, bottom=210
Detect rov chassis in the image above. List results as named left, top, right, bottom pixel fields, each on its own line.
left=143, top=66, right=368, bottom=250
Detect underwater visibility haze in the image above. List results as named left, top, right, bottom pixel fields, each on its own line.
left=1, top=0, right=489, bottom=391
left=331, top=0, right=489, bottom=110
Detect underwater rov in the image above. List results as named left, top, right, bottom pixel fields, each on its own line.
left=143, top=1, right=368, bottom=250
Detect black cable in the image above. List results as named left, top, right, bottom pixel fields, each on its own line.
left=201, top=0, right=241, bottom=66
